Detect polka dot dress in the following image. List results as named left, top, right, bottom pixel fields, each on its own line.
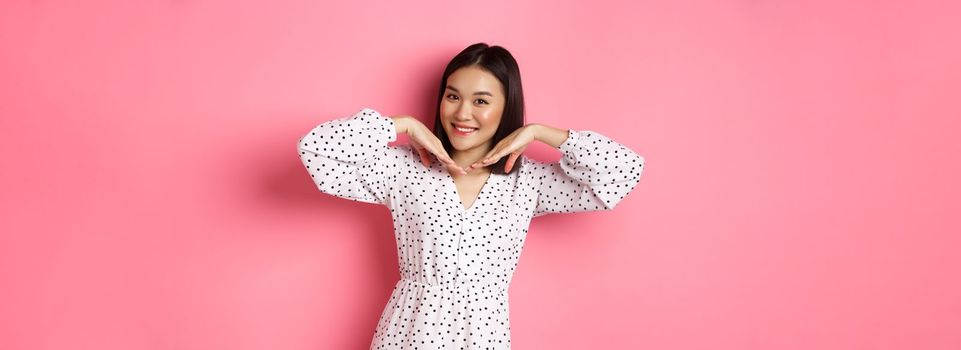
left=297, top=107, right=645, bottom=349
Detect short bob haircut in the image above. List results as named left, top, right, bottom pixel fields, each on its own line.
left=433, top=42, right=525, bottom=175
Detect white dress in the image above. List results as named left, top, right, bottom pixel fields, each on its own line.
left=297, top=107, right=645, bottom=349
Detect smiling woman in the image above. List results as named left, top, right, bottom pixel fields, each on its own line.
left=433, top=44, right=526, bottom=176
left=297, top=42, right=646, bottom=349
left=441, top=67, right=505, bottom=167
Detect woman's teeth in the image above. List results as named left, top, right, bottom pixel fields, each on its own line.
left=455, top=126, right=477, bottom=133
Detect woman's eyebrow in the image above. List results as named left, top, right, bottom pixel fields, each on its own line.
left=446, top=85, right=493, bottom=97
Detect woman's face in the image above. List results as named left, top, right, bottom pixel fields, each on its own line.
left=440, top=65, right=504, bottom=154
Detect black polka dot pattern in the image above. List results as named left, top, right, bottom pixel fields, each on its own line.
left=298, top=107, right=645, bottom=349
left=528, top=126, right=646, bottom=218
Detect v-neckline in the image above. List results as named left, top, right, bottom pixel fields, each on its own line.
left=442, top=165, right=494, bottom=213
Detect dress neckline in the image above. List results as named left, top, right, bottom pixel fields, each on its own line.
left=442, top=165, right=494, bottom=213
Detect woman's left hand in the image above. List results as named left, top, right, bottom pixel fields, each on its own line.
left=468, top=124, right=540, bottom=173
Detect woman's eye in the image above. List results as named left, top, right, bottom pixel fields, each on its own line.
left=446, top=94, right=486, bottom=105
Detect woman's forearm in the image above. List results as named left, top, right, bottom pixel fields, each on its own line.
left=389, top=115, right=413, bottom=135
left=530, top=123, right=571, bottom=149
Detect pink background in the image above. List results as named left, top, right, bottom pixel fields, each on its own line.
left=2, top=1, right=960, bottom=349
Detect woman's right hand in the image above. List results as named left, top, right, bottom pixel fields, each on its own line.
left=391, top=115, right=467, bottom=175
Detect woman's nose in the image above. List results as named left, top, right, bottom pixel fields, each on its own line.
left=455, top=103, right=474, bottom=118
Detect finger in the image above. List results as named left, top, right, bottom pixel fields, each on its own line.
left=467, top=160, right=484, bottom=171
left=439, top=152, right=467, bottom=175
left=504, top=152, right=520, bottom=173
left=474, top=145, right=502, bottom=167
left=469, top=154, right=488, bottom=170
left=479, top=146, right=501, bottom=164
left=431, top=146, right=459, bottom=170
left=451, top=165, right=467, bottom=175
left=427, top=143, right=466, bottom=175
left=443, top=160, right=466, bottom=175
left=482, top=147, right=510, bottom=166
left=417, top=148, right=430, bottom=167
left=420, top=151, right=430, bottom=168
left=436, top=148, right=457, bottom=168
left=469, top=147, right=498, bottom=170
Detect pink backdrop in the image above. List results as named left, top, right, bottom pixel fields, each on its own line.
left=2, top=1, right=959, bottom=349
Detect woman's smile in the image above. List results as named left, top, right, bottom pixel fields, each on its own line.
left=452, top=122, right=479, bottom=136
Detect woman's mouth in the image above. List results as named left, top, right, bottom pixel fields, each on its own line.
left=452, top=124, right=478, bottom=136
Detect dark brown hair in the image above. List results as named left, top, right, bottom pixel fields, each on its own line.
left=433, top=42, right=525, bottom=175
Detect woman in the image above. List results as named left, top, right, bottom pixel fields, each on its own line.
left=297, top=42, right=645, bottom=349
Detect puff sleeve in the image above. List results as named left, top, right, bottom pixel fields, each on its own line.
left=297, top=107, right=398, bottom=206
left=528, top=129, right=645, bottom=217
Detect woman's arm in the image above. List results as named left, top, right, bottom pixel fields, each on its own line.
left=526, top=125, right=645, bottom=217
left=297, top=107, right=399, bottom=206
left=528, top=123, right=570, bottom=148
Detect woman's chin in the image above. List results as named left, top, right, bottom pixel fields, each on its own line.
left=450, top=143, right=472, bottom=151
left=448, top=135, right=490, bottom=152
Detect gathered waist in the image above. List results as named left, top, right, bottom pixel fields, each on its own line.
left=396, top=277, right=509, bottom=294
